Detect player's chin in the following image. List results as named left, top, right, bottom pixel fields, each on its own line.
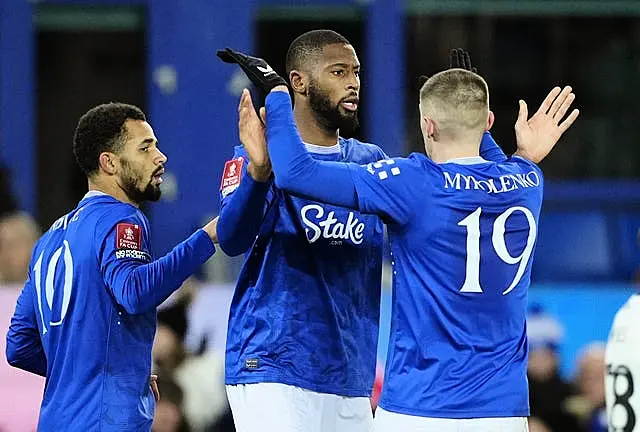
left=338, top=114, right=359, bottom=133
left=144, top=185, right=162, bottom=202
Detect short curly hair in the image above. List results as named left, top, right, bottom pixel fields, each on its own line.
left=285, top=30, right=351, bottom=76
left=73, top=102, right=146, bottom=177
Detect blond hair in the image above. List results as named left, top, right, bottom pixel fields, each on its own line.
left=419, top=69, right=489, bottom=141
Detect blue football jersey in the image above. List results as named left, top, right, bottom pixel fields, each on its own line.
left=349, top=153, right=543, bottom=418
left=6, top=193, right=215, bottom=431
left=223, top=138, right=386, bottom=396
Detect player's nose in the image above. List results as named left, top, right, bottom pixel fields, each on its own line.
left=155, top=148, right=168, bottom=165
left=346, top=72, right=360, bottom=91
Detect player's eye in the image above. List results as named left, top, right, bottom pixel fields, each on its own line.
left=354, top=70, right=360, bottom=78
left=141, top=147, right=150, bottom=152
left=332, top=70, right=345, bottom=77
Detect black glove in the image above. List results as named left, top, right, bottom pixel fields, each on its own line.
left=216, top=47, right=288, bottom=94
left=418, top=48, right=478, bottom=87
left=449, top=48, right=477, bottom=73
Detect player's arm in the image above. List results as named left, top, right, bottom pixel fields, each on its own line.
left=217, top=147, right=272, bottom=256
left=480, top=131, right=507, bottom=162
left=260, top=89, right=419, bottom=225
left=98, top=217, right=216, bottom=315
left=6, top=277, right=47, bottom=377
left=258, top=89, right=358, bottom=208
left=226, top=52, right=417, bottom=222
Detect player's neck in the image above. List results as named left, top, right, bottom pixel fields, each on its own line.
left=87, top=178, right=139, bottom=208
left=429, top=140, right=480, bottom=164
left=293, top=104, right=339, bottom=147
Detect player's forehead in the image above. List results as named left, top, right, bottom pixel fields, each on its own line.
left=318, top=43, right=360, bottom=69
left=122, top=119, right=157, bottom=146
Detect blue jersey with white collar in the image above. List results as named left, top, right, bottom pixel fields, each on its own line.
left=262, top=90, right=542, bottom=418
left=6, top=193, right=215, bottom=431
left=350, top=153, right=542, bottom=418
left=221, top=138, right=386, bottom=397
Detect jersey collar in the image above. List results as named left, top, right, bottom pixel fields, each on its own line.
left=444, top=156, right=490, bottom=165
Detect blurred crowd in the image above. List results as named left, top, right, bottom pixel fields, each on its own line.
left=526, top=306, right=608, bottom=432
left=0, top=162, right=636, bottom=432
left=150, top=278, right=234, bottom=432
left=0, top=164, right=41, bottom=286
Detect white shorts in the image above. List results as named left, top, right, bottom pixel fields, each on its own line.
left=226, top=383, right=373, bottom=432
left=374, top=407, right=529, bottom=432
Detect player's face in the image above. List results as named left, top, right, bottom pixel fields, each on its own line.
left=117, top=119, right=167, bottom=205
left=308, top=43, right=360, bottom=134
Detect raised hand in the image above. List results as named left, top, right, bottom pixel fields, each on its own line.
left=449, top=48, right=477, bottom=73
left=514, top=86, right=580, bottom=164
left=419, top=48, right=478, bottom=86
left=217, top=48, right=287, bottom=96
left=238, top=89, right=271, bottom=181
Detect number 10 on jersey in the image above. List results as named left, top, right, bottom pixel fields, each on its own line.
left=34, top=240, right=74, bottom=335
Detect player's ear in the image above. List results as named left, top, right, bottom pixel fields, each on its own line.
left=423, top=116, right=436, bottom=140
left=420, top=115, right=434, bottom=143
left=420, top=115, right=428, bottom=138
left=98, top=152, right=118, bottom=175
left=289, top=69, right=307, bottom=96
left=486, top=110, right=495, bottom=131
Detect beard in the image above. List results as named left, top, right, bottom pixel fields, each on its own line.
left=119, top=158, right=162, bottom=205
left=308, top=79, right=359, bottom=136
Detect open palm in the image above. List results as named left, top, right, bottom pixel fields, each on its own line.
left=238, top=88, right=270, bottom=168
left=514, top=86, right=580, bottom=163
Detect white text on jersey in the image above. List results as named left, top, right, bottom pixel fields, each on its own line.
left=50, top=207, right=85, bottom=231
left=300, top=204, right=365, bottom=245
left=443, top=170, right=540, bottom=194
